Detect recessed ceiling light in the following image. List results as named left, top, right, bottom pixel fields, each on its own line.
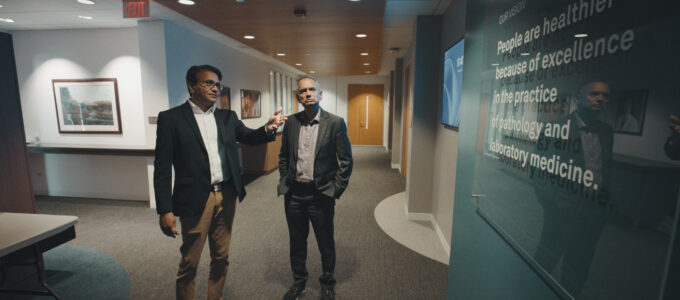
left=305, top=53, right=310, bottom=56
left=574, top=33, right=588, bottom=38
left=355, top=34, right=367, bottom=38
left=360, top=52, right=368, bottom=56
left=77, top=0, right=96, bottom=5
left=520, top=52, right=530, bottom=56
left=362, top=63, right=370, bottom=66
left=78, top=15, right=93, bottom=20
left=0, top=18, right=15, bottom=23
left=0, top=5, right=4, bottom=8
left=243, top=35, right=255, bottom=39
left=178, top=0, right=195, bottom=5
left=277, top=53, right=286, bottom=56
left=365, top=71, right=370, bottom=74
left=309, top=71, right=316, bottom=74
left=349, top=0, right=361, bottom=2
left=295, top=63, right=302, bottom=66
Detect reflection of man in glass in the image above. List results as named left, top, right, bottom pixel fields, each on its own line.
left=665, top=114, right=680, bottom=160
left=533, top=81, right=614, bottom=297
left=615, top=98, right=639, bottom=132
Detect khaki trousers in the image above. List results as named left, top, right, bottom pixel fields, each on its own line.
left=176, top=185, right=237, bottom=300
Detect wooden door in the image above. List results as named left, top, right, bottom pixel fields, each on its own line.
left=401, top=66, right=411, bottom=177
left=347, top=84, right=384, bottom=145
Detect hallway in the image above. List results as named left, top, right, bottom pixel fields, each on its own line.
left=34, top=147, right=448, bottom=299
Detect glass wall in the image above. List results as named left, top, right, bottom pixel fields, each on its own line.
left=468, top=0, right=680, bottom=298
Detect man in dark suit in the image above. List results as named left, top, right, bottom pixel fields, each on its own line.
left=154, top=65, right=286, bottom=300
left=278, top=76, right=353, bottom=300
left=533, top=81, right=613, bottom=297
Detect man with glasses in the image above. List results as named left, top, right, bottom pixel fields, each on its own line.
left=154, top=65, right=287, bottom=300
left=278, top=75, right=353, bottom=300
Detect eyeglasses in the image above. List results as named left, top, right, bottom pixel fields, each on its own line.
left=298, top=87, right=317, bottom=94
left=200, top=80, right=223, bottom=90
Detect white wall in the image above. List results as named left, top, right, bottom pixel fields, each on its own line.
left=14, top=28, right=146, bottom=146
left=163, top=22, right=300, bottom=129
left=14, top=22, right=303, bottom=202
left=14, top=28, right=151, bottom=201
left=318, top=75, right=390, bottom=147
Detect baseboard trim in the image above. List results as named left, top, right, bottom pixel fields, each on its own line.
left=404, top=205, right=451, bottom=260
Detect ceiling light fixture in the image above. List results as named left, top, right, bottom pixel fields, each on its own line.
left=178, top=0, right=195, bottom=5
left=0, top=18, right=15, bottom=23
left=355, top=34, right=367, bottom=38
left=244, top=35, right=255, bottom=39
left=295, top=63, right=302, bottom=66
left=77, top=0, right=96, bottom=4
left=0, top=5, right=4, bottom=8
left=236, top=0, right=246, bottom=3
left=365, top=71, right=370, bottom=74
left=349, top=0, right=361, bottom=2
left=363, top=63, right=370, bottom=66
left=78, top=15, right=93, bottom=20
left=309, top=71, right=316, bottom=74
left=360, top=52, right=368, bottom=56
left=277, top=53, right=286, bottom=56
left=574, top=33, right=588, bottom=38
left=305, top=53, right=310, bottom=56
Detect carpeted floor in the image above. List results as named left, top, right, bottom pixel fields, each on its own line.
left=34, top=147, right=448, bottom=299
left=11, top=244, right=130, bottom=300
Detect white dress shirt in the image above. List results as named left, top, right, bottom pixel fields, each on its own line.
left=188, top=100, right=224, bottom=185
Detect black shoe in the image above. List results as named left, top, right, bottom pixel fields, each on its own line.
left=320, top=286, right=335, bottom=300
left=282, top=285, right=306, bottom=300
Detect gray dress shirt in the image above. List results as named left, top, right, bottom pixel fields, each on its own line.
left=295, top=111, right=321, bottom=182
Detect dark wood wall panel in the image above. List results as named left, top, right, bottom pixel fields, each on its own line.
left=0, top=32, right=36, bottom=213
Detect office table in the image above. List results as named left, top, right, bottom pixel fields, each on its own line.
left=0, top=213, right=79, bottom=300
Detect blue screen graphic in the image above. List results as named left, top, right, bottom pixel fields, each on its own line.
left=442, top=38, right=464, bottom=128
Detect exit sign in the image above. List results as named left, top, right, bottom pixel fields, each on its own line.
left=123, top=0, right=149, bottom=18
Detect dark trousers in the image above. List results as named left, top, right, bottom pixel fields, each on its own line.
left=284, top=190, right=336, bottom=288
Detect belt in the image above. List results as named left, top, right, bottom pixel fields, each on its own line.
left=291, top=180, right=316, bottom=197
left=212, top=180, right=231, bottom=192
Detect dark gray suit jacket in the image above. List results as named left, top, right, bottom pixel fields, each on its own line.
left=277, top=109, right=353, bottom=199
left=154, top=102, right=274, bottom=217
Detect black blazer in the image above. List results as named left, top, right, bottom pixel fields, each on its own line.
left=154, top=102, right=274, bottom=217
left=278, top=109, right=353, bottom=199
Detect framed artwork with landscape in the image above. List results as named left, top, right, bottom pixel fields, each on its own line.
left=52, top=78, right=122, bottom=134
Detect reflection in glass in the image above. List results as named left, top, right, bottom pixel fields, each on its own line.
left=470, top=0, right=680, bottom=298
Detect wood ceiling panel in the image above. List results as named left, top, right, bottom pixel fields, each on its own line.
left=156, top=0, right=386, bottom=76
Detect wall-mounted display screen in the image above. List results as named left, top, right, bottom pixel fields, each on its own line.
left=442, top=38, right=465, bottom=128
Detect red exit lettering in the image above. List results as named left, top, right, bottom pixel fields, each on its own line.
left=123, top=0, right=150, bottom=19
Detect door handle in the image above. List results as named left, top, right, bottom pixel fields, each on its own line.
left=360, top=122, right=365, bottom=127
left=471, top=194, right=485, bottom=206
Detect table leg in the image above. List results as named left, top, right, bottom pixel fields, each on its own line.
left=0, top=245, right=61, bottom=299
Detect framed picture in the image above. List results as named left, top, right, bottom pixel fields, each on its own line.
left=52, top=78, right=122, bottom=134
left=241, top=89, right=261, bottom=119
left=219, top=86, right=231, bottom=110
left=599, top=90, right=648, bottom=135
